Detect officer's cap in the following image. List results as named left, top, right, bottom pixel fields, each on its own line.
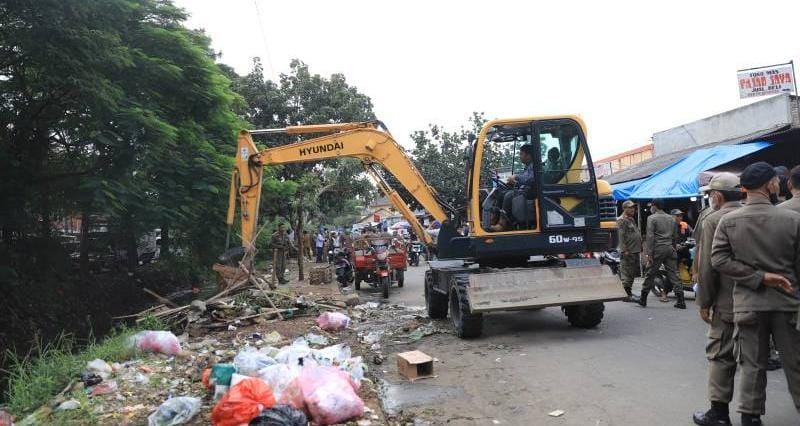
left=740, top=161, right=776, bottom=190
left=670, top=209, right=684, bottom=215
left=700, top=172, right=741, bottom=193
left=621, top=200, right=636, bottom=208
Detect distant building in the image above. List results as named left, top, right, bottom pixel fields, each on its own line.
left=593, top=144, right=654, bottom=178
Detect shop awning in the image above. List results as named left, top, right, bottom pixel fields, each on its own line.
left=611, top=178, right=646, bottom=201
left=614, top=142, right=771, bottom=200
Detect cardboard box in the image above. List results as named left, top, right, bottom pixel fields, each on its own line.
left=396, top=350, right=434, bottom=380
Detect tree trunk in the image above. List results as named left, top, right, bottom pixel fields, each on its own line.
left=297, top=194, right=304, bottom=281
left=160, top=224, right=170, bottom=259
left=125, top=229, right=138, bottom=272
left=79, top=209, right=90, bottom=278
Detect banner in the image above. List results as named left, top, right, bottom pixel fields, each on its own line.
left=737, top=62, right=795, bottom=99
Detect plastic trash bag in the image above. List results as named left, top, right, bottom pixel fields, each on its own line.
left=211, top=377, right=276, bottom=426
left=304, top=333, right=329, bottom=346
left=90, top=380, right=117, bottom=397
left=312, top=344, right=351, bottom=367
left=274, top=339, right=313, bottom=367
left=234, top=347, right=276, bottom=377
left=316, top=312, right=350, bottom=331
left=256, top=364, right=298, bottom=401
left=249, top=405, right=308, bottom=426
left=340, top=356, right=365, bottom=384
left=298, top=365, right=364, bottom=425
left=133, top=331, right=182, bottom=355
left=148, top=396, right=202, bottom=426
left=86, top=359, right=112, bottom=379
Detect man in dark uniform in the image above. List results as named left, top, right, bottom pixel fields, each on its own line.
left=692, top=172, right=743, bottom=426
left=779, top=165, right=800, bottom=214
left=617, top=200, right=642, bottom=302
left=639, top=198, right=684, bottom=308
left=711, top=162, right=800, bottom=426
left=270, top=223, right=294, bottom=285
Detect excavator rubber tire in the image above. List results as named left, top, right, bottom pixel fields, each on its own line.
left=381, top=275, right=390, bottom=299
left=425, top=270, right=448, bottom=319
left=397, top=270, right=404, bottom=287
left=449, top=274, right=483, bottom=338
left=563, top=303, right=605, bottom=328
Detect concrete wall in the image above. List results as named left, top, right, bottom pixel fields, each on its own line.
left=653, top=94, right=794, bottom=156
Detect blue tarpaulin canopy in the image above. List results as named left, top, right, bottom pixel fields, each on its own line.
left=611, top=142, right=771, bottom=200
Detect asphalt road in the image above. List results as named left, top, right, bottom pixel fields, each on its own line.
left=371, top=262, right=798, bottom=426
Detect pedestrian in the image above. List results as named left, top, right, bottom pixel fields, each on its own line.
left=775, top=165, right=791, bottom=202
left=778, top=165, right=800, bottom=214
left=711, top=161, right=800, bottom=425
left=692, top=172, right=743, bottom=426
left=315, top=229, right=324, bottom=263
left=616, top=200, right=642, bottom=303
left=270, top=223, right=294, bottom=285
left=691, top=204, right=715, bottom=283
left=302, top=230, right=314, bottom=260
left=671, top=208, right=694, bottom=272
left=639, top=198, right=684, bottom=308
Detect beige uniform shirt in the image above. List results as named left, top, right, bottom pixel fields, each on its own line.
left=616, top=214, right=642, bottom=254
left=696, top=201, right=741, bottom=317
left=711, top=195, right=800, bottom=313
left=779, top=196, right=800, bottom=215
left=645, top=210, right=676, bottom=257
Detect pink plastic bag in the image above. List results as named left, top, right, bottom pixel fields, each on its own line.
left=134, top=331, right=182, bottom=355
left=316, top=312, right=350, bottom=331
left=298, top=366, right=364, bottom=425
left=90, top=380, right=117, bottom=397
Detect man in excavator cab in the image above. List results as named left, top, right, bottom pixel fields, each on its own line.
left=501, top=144, right=537, bottom=225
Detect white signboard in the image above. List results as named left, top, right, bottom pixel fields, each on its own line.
left=737, top=63, right=795, bottom=99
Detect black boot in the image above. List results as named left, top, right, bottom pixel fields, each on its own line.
left=638, top=290, right=648, bottom=307
left=741, top=414, right=762, bottom=426
left=674, top=292, right=686, bottom=309
left=692, top=401, right=731, bottom=426
left=623, top=287, right=637, bottom=302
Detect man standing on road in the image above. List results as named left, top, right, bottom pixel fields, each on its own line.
left=711, top=162, right=800, bottom=426
left=315, top=229, right=325, bottom=263
left=639, top=198, right=684, bottom=308
left=270, top=223, right=294, bottom=285
left=617, top=200, right=642, bottom=303
left=692, top=172, right=742, bottom=426
left=302, top=230, right=313, bottom=260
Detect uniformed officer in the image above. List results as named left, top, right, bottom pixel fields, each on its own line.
left=692, top=172, right=743, bottom=426
left=779, top=165, right=800, bottom=214
left=692, top=205, right=715, bottom=282
left=639, top=198, right=684, bottom=308
left=270, top=223, right=294, bottom=285
left=616, top=200, right=642, bottom=302
left=711, top=162, right=800, bottom=426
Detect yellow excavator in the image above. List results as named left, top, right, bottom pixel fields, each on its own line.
left=226, top=117, right=624, bottom=338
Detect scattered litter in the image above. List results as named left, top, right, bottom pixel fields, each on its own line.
left=134, top=331, right=182, bottom=355
left=249, top=404, right=308, bottom=426
left=316, top=312, right=350, bottom=331
left=313, top=344, right=351, bottom=367
left=363, top=331, right=383, bottom=345
left=56, top=399, right=81, bottom=411
left=305, top=333, right=329, bottom=346
left=211, top=377, right=276, bottom=426
left=495, top=358, right=501, bottom=363
left=0, top=410, right=14, bottom=426
left=227, top=324, right=237, bottom=331
left=81, top=372, right=103, bottom=386
left=90, top=379, right=117, bottom=397
left=548, top=409, right=565, bottom=417
left=492, top=420, right=501, bottom=425
left=397, top=350, right=434, bottom=380
left=86, top=358, right=113, bottom=379
left=233, top=347, right=276, bottom=376
left=147, top=396, right=201, bottom=426
left=263, top=331, right=283, bottom=345
left=274, top=338, right=313, bottom=367
left=257, top=364, right=299, bottom=402
left=210, top=364, right=236, bottom=387
left=299, top=365, right=364, bottom=425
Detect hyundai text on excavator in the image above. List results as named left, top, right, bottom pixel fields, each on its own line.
left=226, top=117, right=624, bottom=338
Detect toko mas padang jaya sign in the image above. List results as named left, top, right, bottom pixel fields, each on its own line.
left=737, top=62, right=796, bottom=99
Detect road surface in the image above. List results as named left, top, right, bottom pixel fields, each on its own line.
left=364, top=262, right=798, bottom=426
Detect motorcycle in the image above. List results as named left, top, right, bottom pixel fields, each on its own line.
left=598, top=249, right=620, bottom=275
left=654, top=238, right=696, bottom=297
left=367, top=239, right=392, bottom=298
left=333, top=251, right=353, bottom=288
left=408, top=241, right=423, bottom=266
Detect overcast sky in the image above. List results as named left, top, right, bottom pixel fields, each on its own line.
left=174, top=0, right=800, bottom=159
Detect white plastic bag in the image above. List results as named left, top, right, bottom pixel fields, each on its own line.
left=257, top=364, right=299, bottom=400
left=340, top=356, right=365, bottom=384
left=316, top=312, right=350, bottom=331
left=312, top=344, right=351, bottom=367
left=147, top=396, right=201, bottom=426
left=86, top=359, right=112, bottom=379
left=275, top=338, right=313, bottom=367
left=233, top=347, right=276, bottom=377
left=133, top=331, right=182, bottom=355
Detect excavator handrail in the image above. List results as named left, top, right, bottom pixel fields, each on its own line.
left=227, top=122, right=450, bottom=249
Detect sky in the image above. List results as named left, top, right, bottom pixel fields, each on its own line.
left=174, top=0, right=800, bottom=159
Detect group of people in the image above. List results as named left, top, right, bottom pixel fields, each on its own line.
left=616, top=162, right=800, bottom=425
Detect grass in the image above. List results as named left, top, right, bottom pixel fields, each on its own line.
left=3, top=327, right=139, bottom=417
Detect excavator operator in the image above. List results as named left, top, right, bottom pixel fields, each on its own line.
left=502, top=143, right=536, bottom=216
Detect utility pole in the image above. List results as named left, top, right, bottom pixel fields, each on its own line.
left=296, top=192, right=305, bottom=282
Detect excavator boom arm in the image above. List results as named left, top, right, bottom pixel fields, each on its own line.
left=227, top=124, right=448, bottom=248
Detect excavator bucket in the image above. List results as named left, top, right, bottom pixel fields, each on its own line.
left=466, top=259, right=626, bottom=313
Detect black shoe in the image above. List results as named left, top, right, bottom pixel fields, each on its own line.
left=674, top=292, right=686, bottom=309
left=741, top=414, right=762, bottom=426
left=766, top=357, right=782, bottom=371
left=638, top=290, right=648, bottom=307
left=622, top=287, right=636, bottom=302
left=693, top=409, right=731, bottom=426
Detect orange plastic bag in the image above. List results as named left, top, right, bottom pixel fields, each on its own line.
left=201, top=368, right=212, bottom=391
left=211, top=377, right=276, bottom=426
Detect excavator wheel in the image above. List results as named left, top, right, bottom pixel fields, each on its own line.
left=449, top=274, right=482, bottom=338
left=425, top=270, right=448, bottom=319
left=563, top=303, right=605, bottom=328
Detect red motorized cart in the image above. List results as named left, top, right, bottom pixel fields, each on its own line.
left=352, top=235, right=407, bottom=298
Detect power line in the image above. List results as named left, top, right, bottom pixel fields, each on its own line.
left=252, top=0, right=276, bottom=80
